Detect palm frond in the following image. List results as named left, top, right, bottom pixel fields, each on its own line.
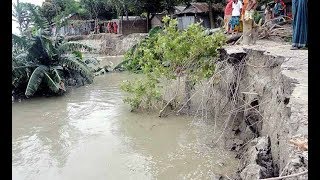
left=51, top=68, right=63, bottom=83
left=26, top=4, right=49, bottom=30
left=25, top=66, right=47, bottom=97
left=42, top=35, right=58, bottom=60
left=12, top=34, right=29, bottom=50
left=28, top=35, right=50, bottom=64
left=53, top=36, right=64, bottom=48
left=59, top=55, right=94, bottom=83
left=43, top=72, right=60, bottom=93
left=12, top=52, right=37, bottom=88
left=13, top=52, right=38, bottom=67
left=12, top=67, right=30, bottom=88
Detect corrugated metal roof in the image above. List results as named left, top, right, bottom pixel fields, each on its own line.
left=177, top=3, right=224, bottom=14
left=174, top=6, right=186, bottom=12
left=190, top=3, right=209, bottom=13
left=151, top=13, right=166, bottom=21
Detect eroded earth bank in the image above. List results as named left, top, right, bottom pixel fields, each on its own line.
left=13, top=33, right=308, bottom=180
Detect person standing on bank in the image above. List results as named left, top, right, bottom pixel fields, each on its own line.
left=107, top=21, right=111, bottom=33
left=242, top=0, right=257, bottom=44
left=272, top=0, right=286, bottom=18
left=224, top=0, right=233, bottom=33
left=228, top=0, right=243, bottom=34
left=291, top=0, right=308, bottom=50
left=113, top=22, right=118, bottom=34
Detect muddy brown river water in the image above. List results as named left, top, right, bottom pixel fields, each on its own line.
left=12, top=59, right=239, bottom=180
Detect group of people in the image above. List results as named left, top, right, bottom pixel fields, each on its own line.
left=94, top=21, right=118, bottom=34
left=106, top=21, right=118, bottom=34
left=223, top=0, right=307, bottom=49
left=224, top=0, right=238, bottom=34
left=224, top=0, right=258, bottom=34
left=264, top=0, right=286, bottom=22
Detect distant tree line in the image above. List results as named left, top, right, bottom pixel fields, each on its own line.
left=13, top=0, right=231, bottom=35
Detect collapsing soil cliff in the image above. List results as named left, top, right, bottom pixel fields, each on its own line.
left=162, top=40, right=308, bottom=179
left=205, top=41, right=308, bottom=179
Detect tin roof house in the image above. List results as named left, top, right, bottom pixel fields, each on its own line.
left=175, top=2, right=224, bottom=30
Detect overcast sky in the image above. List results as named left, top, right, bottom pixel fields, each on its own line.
left=12, top=0, right=44, bottom=35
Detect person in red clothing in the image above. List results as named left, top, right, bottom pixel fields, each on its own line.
left=224, top=0, right=233, bottom=32
left=113, top=22, right=118, bottom=34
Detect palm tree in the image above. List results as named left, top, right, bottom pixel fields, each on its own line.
left=12, top=29, right=95, bottom=98
left=13, top=0, right=49, bottom=36
left=12, top=0, right=31, bottom=35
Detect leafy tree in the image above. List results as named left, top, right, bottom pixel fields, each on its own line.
left=13, top=0, right=49, bottom=36
left=121, top=17, right=226, bottom=111
left=104, top=0, right=136, bottom=20
left=12, top=29, right=94, bottom=98
left=40, top=1, right=58, bottom=24
left=12, top=0, right=33, bottom=35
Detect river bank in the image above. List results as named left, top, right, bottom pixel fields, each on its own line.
left=12, top=72, right=240, bottom=180
left=13, top=33, right=308, bottom=179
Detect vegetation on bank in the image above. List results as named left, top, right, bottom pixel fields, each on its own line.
left=12, top=0, right=226, bottom=101
left=120, top=17, right=226, bottom=111
left=12, top=29, right=95, bottom=98
left=12, top=0, right=97, bottom=99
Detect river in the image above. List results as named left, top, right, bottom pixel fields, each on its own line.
left=12, top=59, right=239, bottom=180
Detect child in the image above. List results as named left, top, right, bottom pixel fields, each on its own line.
left=228, top=0, right=243, bottom=34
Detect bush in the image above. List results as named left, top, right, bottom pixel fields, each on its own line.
left=121, top=16, right=226, bottom=111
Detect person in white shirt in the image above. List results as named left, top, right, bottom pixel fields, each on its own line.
left=228, top=0, right=243, bottom=33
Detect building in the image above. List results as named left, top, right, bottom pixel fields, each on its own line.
left=173, top=6, right=186, bottom=14
left=150, top=13, right=166, bottom=29
left=56, top=20, right=94, bottom=36
left=175, top=2, right=224, bottom=30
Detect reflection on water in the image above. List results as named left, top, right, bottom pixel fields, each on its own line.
left=12, top=72, right=239, bottom=180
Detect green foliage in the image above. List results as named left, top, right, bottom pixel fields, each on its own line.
left=121, top=75, right=162, bottom=110
left=148, top=26, right=163, bottom=37
left=121, top=16, right=226, bottom=110
left=12, top=30, right=95, bottom=98
left=40, top=1, right=59, bottom=24
left=253, top=11, right=263, bottom=24
left=13, top=1, right=48, bottom=35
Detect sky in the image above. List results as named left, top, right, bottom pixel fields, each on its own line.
left=12, top=0, right=44, bottom=35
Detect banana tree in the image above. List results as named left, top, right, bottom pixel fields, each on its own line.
left=12, top=29, right=95, bottom=98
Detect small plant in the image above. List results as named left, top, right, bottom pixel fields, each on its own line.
left=120, top=75, right=162, bottom=110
